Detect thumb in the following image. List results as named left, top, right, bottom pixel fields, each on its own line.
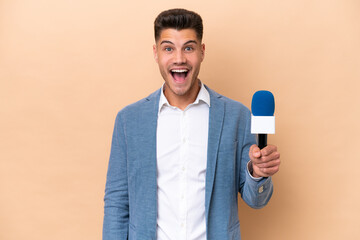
left=250, top=144, right=261, bottom=158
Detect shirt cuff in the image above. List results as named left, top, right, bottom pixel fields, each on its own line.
left=247, top=160, right=263, bottom=182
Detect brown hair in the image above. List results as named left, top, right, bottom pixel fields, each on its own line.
left=154, top=8, right=203, bottom=42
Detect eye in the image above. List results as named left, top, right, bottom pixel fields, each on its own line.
left=185, top=46, right=193, bottom=51
left=165, top=47, right=173, bottom=52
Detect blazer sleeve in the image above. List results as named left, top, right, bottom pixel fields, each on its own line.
left=103, top=112, right=129, bottom=239
left=239, top=113, right=273, bottom=209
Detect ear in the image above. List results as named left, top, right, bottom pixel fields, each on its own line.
left=201, top=43, right=205, bottom=62
left=153, top=44, right=158, bottom=63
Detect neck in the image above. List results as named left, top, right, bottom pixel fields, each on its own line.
left=164, top=80, right=201, bottom=110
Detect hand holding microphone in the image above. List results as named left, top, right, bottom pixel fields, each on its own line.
left=249, top=91, right=280, bottom=178
left=249, top=144, right=280, bottom=178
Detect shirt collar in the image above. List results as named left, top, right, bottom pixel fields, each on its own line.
left=158, top=82, right=210, bottom=114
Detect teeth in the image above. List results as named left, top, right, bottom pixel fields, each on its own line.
left=171, top=69, right=188, bottom=73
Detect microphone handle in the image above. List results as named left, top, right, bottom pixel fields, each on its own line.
left=258, top=134, right=267, bottom=149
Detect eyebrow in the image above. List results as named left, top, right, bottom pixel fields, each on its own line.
left=184, top=40, right=198, bottom=45
left=160, top=40, right=198, bottom=45
left=160, top=40, right=174, bottom=45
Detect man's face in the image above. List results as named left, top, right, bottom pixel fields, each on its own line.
left=153, top=28, right=205, bottom=103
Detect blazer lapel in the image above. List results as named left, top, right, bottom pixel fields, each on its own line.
left=137, top=89, right=161, bottom=233
left=204, top=87, right=225, bottom=220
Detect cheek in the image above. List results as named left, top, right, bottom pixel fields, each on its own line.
left=189, top=54, right=203, bottom=65
left=158, top=56, right=170, bottom=68
left=158, top=60, right=170, bottom=76
left=156, top=58, right=165, bottom=68
left=190, top=58, right=202, bottom=69
left=160, top=62, right=169, bottom=72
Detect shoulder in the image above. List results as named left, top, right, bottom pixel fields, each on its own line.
left=116, top=88, right=161, bottom=119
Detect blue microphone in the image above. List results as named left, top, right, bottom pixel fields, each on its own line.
left=251, top=90, right=275, bottom=149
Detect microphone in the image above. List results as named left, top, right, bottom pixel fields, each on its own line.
left=251, top=90, right=275, bottom=149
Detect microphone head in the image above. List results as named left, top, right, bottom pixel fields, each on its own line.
left=251, top=90, right=275, bottom=116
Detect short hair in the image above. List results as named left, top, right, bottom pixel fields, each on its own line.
left=154, top=8, right=203, bottom=42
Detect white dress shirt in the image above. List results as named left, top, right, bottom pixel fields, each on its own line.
left=156, top=83, right=210, bottom=240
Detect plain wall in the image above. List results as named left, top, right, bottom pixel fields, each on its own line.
left=1, top=0, right=359, bottom=239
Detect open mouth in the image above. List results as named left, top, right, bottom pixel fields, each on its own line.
left=170, top=69, right=189, bottom=83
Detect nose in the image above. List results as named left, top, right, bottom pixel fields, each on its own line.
left=174, top=50, right=186, bottom=64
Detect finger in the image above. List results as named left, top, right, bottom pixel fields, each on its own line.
left=260, top=144, right=278, bottom=156
left=258, top=165, right=280, bottom=177
left=250, top=144, right=261, bottom=158
left=249, top=145, right=261, bottom=162
left=264, top=152, right=280, bottom=163
left=258, top=151, right=280, bottom=164
left=255, top=158, right=281, bottom=169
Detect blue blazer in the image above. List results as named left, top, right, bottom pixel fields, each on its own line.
left=103, top=86, right=273, bottom=240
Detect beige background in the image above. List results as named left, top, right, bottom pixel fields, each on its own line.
left=1, top=0, right=359, bottom=239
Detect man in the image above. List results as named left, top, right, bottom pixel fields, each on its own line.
left=103, top=8, right=280, bottom=240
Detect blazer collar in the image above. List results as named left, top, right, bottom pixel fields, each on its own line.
left=139, top=88, right=161, bottom=233
left=204, top=85, right=225, bottom=221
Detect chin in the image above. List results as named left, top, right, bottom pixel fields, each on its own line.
left=170, top=85, right=190, bottom=96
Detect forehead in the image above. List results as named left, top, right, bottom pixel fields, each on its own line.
left=157, top=28, right=200, bottom=44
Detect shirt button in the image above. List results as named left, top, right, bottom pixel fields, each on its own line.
left=258, top=186, right=264, bottom=193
